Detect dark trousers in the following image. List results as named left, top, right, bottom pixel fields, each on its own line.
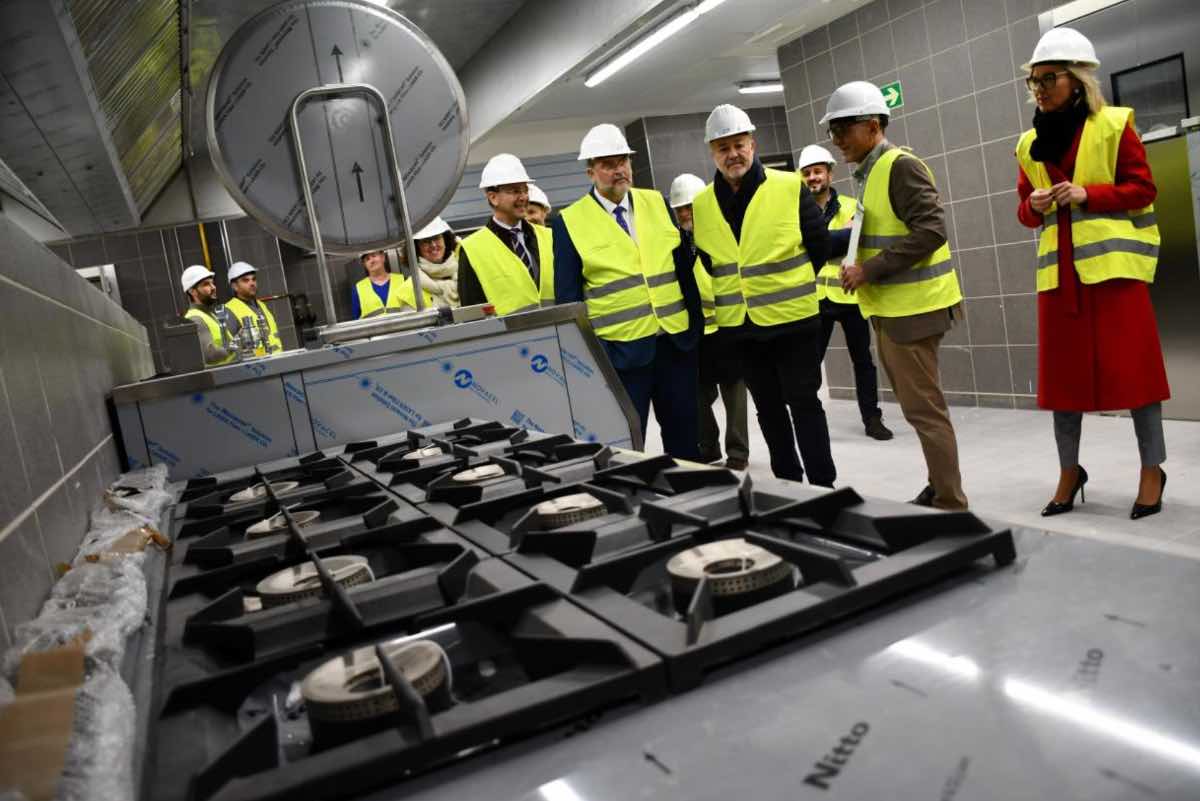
left=698, top=379, right=749, bottom=462
left=742, top=322, right=836, bottom=486
left=618, top=337, right=700, bottom=460
left=817, top=299, right=881, bottom=424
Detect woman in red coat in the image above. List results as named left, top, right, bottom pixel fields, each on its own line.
left=1015, top=28, right=1169, bottom=520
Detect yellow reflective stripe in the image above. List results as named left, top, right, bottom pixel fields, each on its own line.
left=739, top=253, right=811, bottom=279
left=585, top=273, right=644, bottom=299
left=873, top=259, right=955, bottom=286
left=745, top=283, right=815, bottom=308
left=591, top=303, right=654, bottom=329
left=646, top=271, right=676, bottom=288
left=714, top=292, right=744, bottom=306
left=1044, top=209, right=1158, bottom=229
left=817, top=276, right=842, bottom=287
left=859, top=233, right=906, bottom=248
left=655, top=298, right=686, bottom=317
left=1037, top=238, right=1160, bottom=269
left=711, top=262, right=739, bottom=277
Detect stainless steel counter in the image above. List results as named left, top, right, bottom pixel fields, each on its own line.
left=111, top=305, right=642, bottom=479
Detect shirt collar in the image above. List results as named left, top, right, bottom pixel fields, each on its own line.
left=491, top=216, right=524, bottom=234
left=851, top=139, right=892, bottom=184
left=592, top=189, right=631, bottom=216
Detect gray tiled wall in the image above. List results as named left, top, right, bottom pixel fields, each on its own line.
left=780, top=0, right=1056, bottom=408
left=625, top=106, right=792, bottom=191
left=50, top=218, right=300, bottom=371
left=0, top=213, right=155, bottom=650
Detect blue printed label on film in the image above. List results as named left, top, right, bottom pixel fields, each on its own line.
left=450, top=366, right=499, bottom=406
left=510, top=409, right=546, bottom=433
left=284, top=381, right=307, bottom=404
left=242, top=361, right=268, bottom=377
left=572, top=421, right=599, bottom=443
left=529, top=353, right=566, bottom=387
left=367, top=381, right=431, bottom=427
left=312, top=417, right=337, bottom=441
left=204, top=400, right=273, bottom=448
left=332, top=346, right=355, bottom=360
left=561, top=348, right=595, bottom=379
left=146, top=439, right=180, bottom=468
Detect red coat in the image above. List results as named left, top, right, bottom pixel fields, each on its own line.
left=1016, top=120, right=1170, bottom=412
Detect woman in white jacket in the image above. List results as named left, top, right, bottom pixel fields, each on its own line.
left=411, top=216, right=460, bottom=308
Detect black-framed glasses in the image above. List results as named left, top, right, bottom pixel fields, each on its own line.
left=1025, top=71, right=1070, bottom=92
left=826, top=116, right=874, bottom=139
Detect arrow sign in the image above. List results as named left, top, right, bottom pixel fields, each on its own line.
left=351, top=162, right=364, bottom=202
left=331, top=44, right=344, bottom=82
left=880, top=80, right=903, bottom=110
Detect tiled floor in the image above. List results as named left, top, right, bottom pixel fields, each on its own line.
left=645, top=395, right=1200, bottom=561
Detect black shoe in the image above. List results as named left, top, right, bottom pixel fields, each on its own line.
left=725, top=457, right=748, bottom=471
left=699, top=451, right=724, bottom=465
left=1041, top=465, right=1088, bottom=517
left=910, top=485, right=935, bottom=507
left=864, top=416, right=894, bottom=441
left=1130, top=468, right=1166, bottom=520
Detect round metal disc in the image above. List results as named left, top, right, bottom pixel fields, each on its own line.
left=667, top=538, right=792, bottom=598
left=401, top=445, right=445, bottom=462
left=451, top=464, right=506, bottom=483
left=245, top=509, right=322, bottom=540
left=229, top=480, right=301, bottom=503
left=534, top=492, right=606, bottom=528
left=302, top=639, right=446, bottom=722
left=206, top=0, right=469, bottom=254
left=256, top=554, right=373, bottom=607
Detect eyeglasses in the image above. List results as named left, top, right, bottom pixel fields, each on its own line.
left=491, top=185, right=529, bottom=196
left=826, top=116, right=874, bottom=139
left=1025, top=71, right=1070, bottom=92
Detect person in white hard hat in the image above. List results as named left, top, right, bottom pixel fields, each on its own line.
left=798, top=144, right=892, bottom=442
left=225, top=261, right=283, bottom=355
left=412, top=216, right=460, bottom=308
left=1015, top=27, right=1167, bottom=520
left=456, top=153, right=554, bottom=315
left=180, top=264, right=237, bottom=366
left=552, top=123, right=702, bottom=459
left=350, top=249, right=432, bottom=319
left=690, top=103, right=835, bottom=486
left=822, top=81, right=966, bottom=509
left=669, top=172, right=749, bottom=471
left=526, top=184, right=552, bottom=227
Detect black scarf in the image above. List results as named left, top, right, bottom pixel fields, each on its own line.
left=713, top=158, right=766, bottom=242
left=1030, top=94, right=1089, bottom=164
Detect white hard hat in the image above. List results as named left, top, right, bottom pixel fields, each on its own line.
left=820, top=81, right=890, bottom=124
left=413, top=216, right=451, bottom=240
left=227, top=261, right=257, bottom=283
left=797, top=144, right=837, bottom=170
left=577, top=123, right=635, bottom=161
left=1025, top=27, right=1099, bottom=69
left=668, top=173, right=706, bottom=208
left=705, top=104, right=756, bottom=142
left=527, top=184, right=551, bottom=209
left=181, top=264, right=215, bottom=293
left=479, top=153, right=535, bottom=189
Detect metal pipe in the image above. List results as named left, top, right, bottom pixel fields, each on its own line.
left=288, top=82, right=428, bottom=327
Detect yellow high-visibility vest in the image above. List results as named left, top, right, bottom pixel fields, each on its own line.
left=692, top=256, right=717, bottom=335
left=355, top=274, right=430, bottom=318
left=1015, top=105, right=1159, bottom=292
left=457, top=224, right=555, bottom=315
left=855, top=149, right=961, bottom=319
left=225, top=296, right=282, bottom=355
left=816, top=193, right=859, bottom=305
left=691, top=168, right=817, bottom=327
left=184, top=307, right=237, bottom=366
left=559, top=188, right=688, bottom=341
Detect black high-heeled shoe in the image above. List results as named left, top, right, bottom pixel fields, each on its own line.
left=1130, top=467, right=1166, bottom=520
left=1042, top=465, right=1088, bottom=517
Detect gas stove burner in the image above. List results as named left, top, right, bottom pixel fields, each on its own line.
left=229, top=480, right=302, bottom=503
left=244, top=509, right=322, bottom=540
left=452, top=464, right=507, bottom=483
left=534, top=492, right=606, bottom=528
left=302, top=639, right=450, bottom=724
left=255, top=555, right=374, bottom=608
left=401, top=445, right=446, bottom=462
left=667, top=538, right=793, bottom=615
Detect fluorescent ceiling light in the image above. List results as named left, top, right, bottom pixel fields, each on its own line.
left=586, top=0, right=730, bottom=88
left=738, top=81, right=784, bottom=94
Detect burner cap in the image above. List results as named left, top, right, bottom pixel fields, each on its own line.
left=667, top=538, right=792, bottom=600
left=534, top=492, right=606, bottom=528
left=245, top=509, right=321, bottom=540
left=451, top=463, right=506, bottom=483
left=400, top=445, right=445, bottom=462
left=302, top=639, right=448, bottom=723
left=229, top=480, right=301, bottom=503
left=256, top=555, right=373, bottom=608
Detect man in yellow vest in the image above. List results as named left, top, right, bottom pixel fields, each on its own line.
left=225, top=261, right=282, bottom=356
left=552, top=124, right=702, bottom=458
left=799, top=144, right=893, bottom=442
left=457, top=153, right=554, bottom=315
left=351, top=249, right=429, bottom=319
left=691, top=104, right=835, bottom=486
left=822, top=82, right=967, bottom=509
left=669, top=172, right=750, bottom=471
left=180, top=264, right=237, bottom=367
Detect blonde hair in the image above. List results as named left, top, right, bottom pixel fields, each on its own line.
left=1025, top=63, right=1106, bottom=115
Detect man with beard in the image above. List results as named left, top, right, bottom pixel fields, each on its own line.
left=181, top=264, right=238, bottom=366
left=553, top=123, right=702, bottom=458
left=690, top=104, right=835, bottom=486
left=225, top=261, right=282, bottom=356
left=799, top=144, right=892, bottom=441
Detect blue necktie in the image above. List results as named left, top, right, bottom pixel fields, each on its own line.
left=507, top=227, right=533, bottom=272
left=613, top=205, right=631, bottom=237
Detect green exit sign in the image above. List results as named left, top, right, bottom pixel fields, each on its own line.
left=880, top=80, right=903, bottom=110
